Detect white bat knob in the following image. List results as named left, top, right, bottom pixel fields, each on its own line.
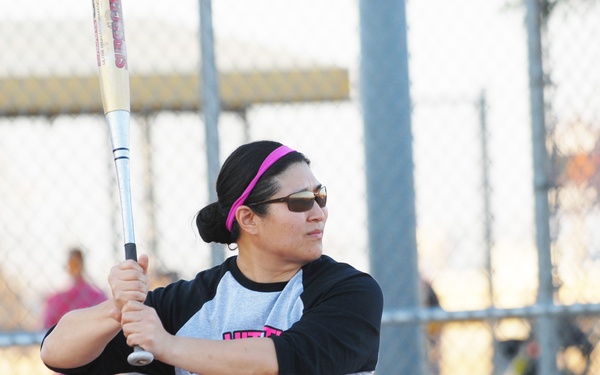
left=128, top=345, right=154, bottom=366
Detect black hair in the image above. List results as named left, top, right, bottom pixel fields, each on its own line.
left=196, top=140, right=310, bottom=245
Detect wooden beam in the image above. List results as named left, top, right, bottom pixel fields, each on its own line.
left=0, top=68, right=349, bottom=117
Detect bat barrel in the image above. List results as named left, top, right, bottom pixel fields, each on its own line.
left=93, top=0, right=130, bottom=114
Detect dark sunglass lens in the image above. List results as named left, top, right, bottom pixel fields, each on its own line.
left=315, top=195, right=326, bottom=208
left=288, top=197, right=314, bottom=212
left=286, top=188, right=327, bottom=212
left=315, top=187, right=327, bottom=208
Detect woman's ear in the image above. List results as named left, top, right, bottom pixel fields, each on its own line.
left=236, top=206, right=258, bottom=234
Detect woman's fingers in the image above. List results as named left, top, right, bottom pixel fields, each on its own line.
left=108, top=259, right=150, bottom=309
left=121, top=301, right=167, bottom=357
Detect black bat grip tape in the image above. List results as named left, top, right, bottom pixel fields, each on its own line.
left=125, top=243, right=137, bottom=261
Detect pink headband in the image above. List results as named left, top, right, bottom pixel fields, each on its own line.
left=225, top=145, right=295, bottom=232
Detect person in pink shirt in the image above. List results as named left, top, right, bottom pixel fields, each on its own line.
left=43, top=248, right=107, bottom=329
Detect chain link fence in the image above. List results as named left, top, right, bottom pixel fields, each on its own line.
left=1, top=0, right=599, bottom=374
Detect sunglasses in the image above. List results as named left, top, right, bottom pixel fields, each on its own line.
left=247, top=186, right=327, bottom=213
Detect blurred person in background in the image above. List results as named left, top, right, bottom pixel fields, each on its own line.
left=422, top=278, right=443, bottom=375
left=40, top=140, right=383, bottom=375
left=42, top=247, right=107, bottom=329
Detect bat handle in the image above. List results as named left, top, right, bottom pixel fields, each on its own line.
left=124, top=242, right=138, bottom=261
left=122, top=242, right=155, bottom=366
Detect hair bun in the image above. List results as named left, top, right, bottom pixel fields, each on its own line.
left=196, top=202, right=232, bottom=244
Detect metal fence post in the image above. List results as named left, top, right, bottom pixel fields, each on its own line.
left=199, top=0, right=224, bottom=266
left=524, top=0, right=559, bottom=373
left=359, top=0, right=424, bottom=373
